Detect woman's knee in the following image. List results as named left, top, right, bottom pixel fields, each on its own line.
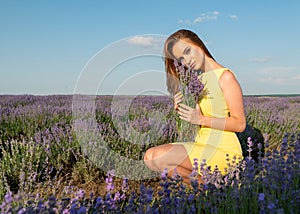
left=143, top=148, right=160, bottom=171
left=143, top=145, right=171, bottom=170
left=144, top=144, right=170, bottom=161
left=144, top=147, right=154, bottom=162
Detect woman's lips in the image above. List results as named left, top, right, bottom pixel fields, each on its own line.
left=190, top=62, right=195, bottom=69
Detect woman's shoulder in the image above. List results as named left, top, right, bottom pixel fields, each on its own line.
left=219, top=68, right=236, bottom=81
left=209, top=67, right=236, bottom=80
left=199, top=68, right=237, bottom=82
left=219, top=68, right=240, bottom=91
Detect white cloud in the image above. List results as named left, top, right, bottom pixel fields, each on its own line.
left=178, top=11, right=240, bottom=25
left=248, top=57, right=271, bottom=63
left=178, top=11, right=220, bottom=25
left=258, top=67, right=298, bottom=85
left=292, top=74, right=300, bottom=80
left=177, top=19, right=192, bottom=25
left=229, top=15, right=238, bottom=20
left=258, top=67, right=295, bottom=74
left=193, top=17, right=205, bottom=23
left=127, top=36, right=155, bottom=47
left=193, top=11, right=219, bottom=24
left=259, top=77, right=289, bottom=85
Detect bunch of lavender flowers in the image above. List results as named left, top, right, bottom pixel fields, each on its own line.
left=173, top=59, right=206, bottom=141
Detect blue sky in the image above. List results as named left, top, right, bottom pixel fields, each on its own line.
left=0, top=0, right=299, bottom=95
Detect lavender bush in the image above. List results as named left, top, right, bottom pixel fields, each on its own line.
left=0, top=94, right=299, bottom=213
left=1, top=133, right=299, bottom=213
left=173, top=59, right=206, bottom=142
left=243, top=96, right=300, bottom=149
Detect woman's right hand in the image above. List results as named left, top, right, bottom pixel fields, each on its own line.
left=173, top=92, right=183, bottom=111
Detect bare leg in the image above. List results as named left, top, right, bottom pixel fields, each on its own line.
left=144, top=143, right=202, bottom=184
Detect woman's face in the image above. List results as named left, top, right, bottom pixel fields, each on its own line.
left=172, top=38, right=205, bottom=70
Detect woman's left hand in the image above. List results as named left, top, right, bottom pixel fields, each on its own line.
left=177, top=103, right=205, bottom=125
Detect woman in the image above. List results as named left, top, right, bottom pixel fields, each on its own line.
left=143, top=29, right=246, bottom=184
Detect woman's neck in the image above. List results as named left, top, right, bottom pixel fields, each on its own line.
left=202, top=57, right=224, bottom=73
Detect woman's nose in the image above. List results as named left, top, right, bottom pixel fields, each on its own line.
left=187, top=59, right=192, bottom=66
left=185, top=58, right=192, bottom=67
left=182, top=57, right=191, bottom=66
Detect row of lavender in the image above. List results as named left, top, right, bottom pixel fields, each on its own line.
left=0, top=94, right=177, bottom=200
left=0, top=94, right=300, bottom=213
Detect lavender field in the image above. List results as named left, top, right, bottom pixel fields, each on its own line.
left=0, top=94, right=299, bottom=213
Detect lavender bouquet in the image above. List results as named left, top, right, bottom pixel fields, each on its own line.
left=173, top=59, right=206, bottom=141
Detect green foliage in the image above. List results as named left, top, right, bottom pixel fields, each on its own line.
left=0, top=140, right=45, bottom=198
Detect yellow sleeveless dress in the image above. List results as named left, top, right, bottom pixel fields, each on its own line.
left=174, top=68, right=243, bottom=175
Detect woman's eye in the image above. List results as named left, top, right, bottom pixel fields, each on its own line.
left=186, top=48, right=190, bottom=54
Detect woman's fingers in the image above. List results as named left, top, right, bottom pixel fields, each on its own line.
left=174, top=92, right=183, bottom=97
left=173, top=92, right=183, bottom=110
left=178, top=103, right=192, bottom=111
left=177, top=103, right=203, bottom=125
left=177, top=104, right=191, bottom=118
left=174, top=93, right=183, bottom=102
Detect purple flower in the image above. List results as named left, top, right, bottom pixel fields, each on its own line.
left=77, top=206, right=86, bottom=214
left=267, top=202, right=276, bottom=210
left=4, top=191, right=13, bottom=204
left=173, top=59, right=206, bottom=103
left=258, top=193, right=265, bottom=202
left=189, top=158, right=199, bottom=186
left=76, top=189, right=85, bottom=200
left=193, top=158, right=199, bottom=171
left=161, top=168, right=168, bottom=180
left=94, top=196, right=103, bottom=209
left=247, top=137, right=253, bottom=159
left=105, top=170, right=115, bottom=192
left=121, top=177, right=128, bottom=193
left=113, top=191, right=121, bottom=201
left=188, top=194, right=194, bottom=202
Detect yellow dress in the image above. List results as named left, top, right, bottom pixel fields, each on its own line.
left=174, top=68, right=243, bottom=175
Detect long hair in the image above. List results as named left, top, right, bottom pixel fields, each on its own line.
left=163, top=29, right=215, bottom=96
